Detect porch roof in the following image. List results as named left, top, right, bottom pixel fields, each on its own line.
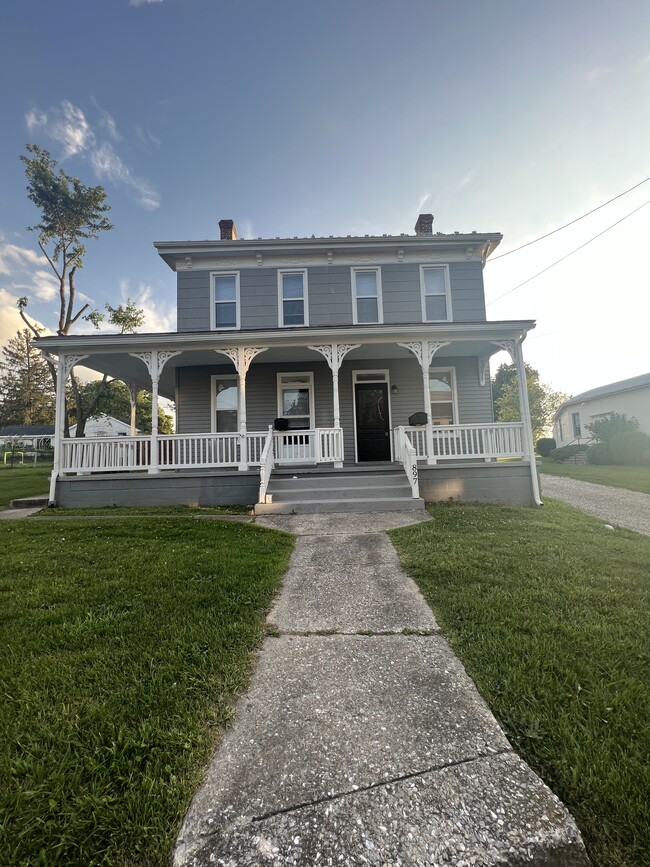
left=34, top=320, right=535, bottom=400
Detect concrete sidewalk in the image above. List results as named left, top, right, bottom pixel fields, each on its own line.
left=174, top=511, right=589, bottom=867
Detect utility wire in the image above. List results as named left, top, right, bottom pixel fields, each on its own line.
left=488, top=177, right=649, bottom=262
left=487, top=200, right=650, bottom=306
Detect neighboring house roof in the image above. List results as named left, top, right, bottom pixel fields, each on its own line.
left=555, top=373, right=650, bottom=418
left=0, top=425, right=55, bottom=436
left=69, top=414, right=140, bottom=435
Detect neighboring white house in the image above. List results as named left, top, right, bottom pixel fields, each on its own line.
left=69, top=414, right=141, bottom=438
left=553, top=373, right=650, bottom=447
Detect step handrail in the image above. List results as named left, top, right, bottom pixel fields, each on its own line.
left=258, top=425, right=274, bottom=504
left=395, top=426, right=420, bottom=499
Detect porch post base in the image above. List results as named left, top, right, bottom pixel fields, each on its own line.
left=238, top=463, right=249, bottom=472
left=334, top=461, right=343, bottom=469
left=426, top=457, right=437, bottom=465
left=148, top=466, right=160, bottom=475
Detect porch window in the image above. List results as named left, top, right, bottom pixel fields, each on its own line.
left=277, top=372, right=314, bottom=430
left=429, top=368, right=457, bottom=425
left=420, top=265, right=452, bottom=322
left=278, top=270, right=308, bottom=327
left=352, top=268, right=382, bottom=324
left=211, top=273, right=240, bottom=330
left=212, top=376, right=239, bottom=432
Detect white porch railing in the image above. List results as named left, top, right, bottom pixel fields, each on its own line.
left=393, top=427, right=420, bottom=498
left=401, top=422, right=525, bottom=462
left=272, top=428, right=343, bottom=464
left=258, top=426, right=275, bottom=503
left=60, top=427, right=344, bottom=473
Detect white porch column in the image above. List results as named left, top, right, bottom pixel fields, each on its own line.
left=398, top=341, right=450, bottom=465
left=492, top=339, right=542, bottom=506
left=46, top=352, right=88, bottom=503
left=308, top=343, right=360, bottom=467
left=214, top=347, right=268, bottom=470
left=130, top=350, right=181, bottom=474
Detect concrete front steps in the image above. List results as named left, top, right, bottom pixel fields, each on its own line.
left=254, top=465, right=425, bottom=515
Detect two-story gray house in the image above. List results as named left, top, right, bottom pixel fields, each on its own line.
left=35, top=215, right=541, bottom=511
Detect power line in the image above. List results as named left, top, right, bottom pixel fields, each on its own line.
left=487, top=200, right=650, bottom=306
left=488, top=177, right=650, bottom=262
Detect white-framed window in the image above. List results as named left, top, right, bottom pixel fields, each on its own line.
left=278, top=270, right=308, bottom=327
left=571, top=411, right=581, bottom=437
left=211, top=375, right=239, bottom=433
left=429, top=367, right=458, bottom=425
left=420, top=265, right=452, bottom=322
left=277, top=372, right=314, bottom=430
left=210, top=272, right=240, bottom=330
left=351, top=267, right=383, bottom=324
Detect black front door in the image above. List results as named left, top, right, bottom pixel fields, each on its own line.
left=355, top=382, right=391, bottom=461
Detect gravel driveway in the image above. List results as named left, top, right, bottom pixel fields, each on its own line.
left=541, top=474, right=650, bottom=536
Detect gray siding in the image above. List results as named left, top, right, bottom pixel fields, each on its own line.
left=418, top=463, right=536, bottom=506
left=176, top=355, right=493, bottom=464
left=176, top=262, right=487, bottom=331
left=449, top=262, right=487, bottom=321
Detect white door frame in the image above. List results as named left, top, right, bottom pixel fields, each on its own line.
left=351, top=369, right=393, bottom=463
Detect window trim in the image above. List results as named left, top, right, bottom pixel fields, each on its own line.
left=210, top=374, right=239, bottom=434
left=419, top=265, right=452, bottom=323
left=277, top=269, right=309, bottom=328
left=351, top=267, right=383, bottom=325
left=429, top=366, right=458, bottom=425
left=276, top=371, right=315, bottom=429
left=210, top=271, right=240, bottom=331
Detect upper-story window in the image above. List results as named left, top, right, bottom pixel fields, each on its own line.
left=351, top=267, right=383, bottom=324
left=420, top=265, right=452, bottom=322
left=211, top=272, right=240, bottom=330
left=278, top=270, right=308, bottom=327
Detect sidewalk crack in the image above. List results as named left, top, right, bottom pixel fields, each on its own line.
left=250, top=748, right=513, bottom=824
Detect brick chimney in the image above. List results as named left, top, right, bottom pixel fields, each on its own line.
left=219, top=219, right=237, bottom=240
left=414, top=214, right=433, bottom=235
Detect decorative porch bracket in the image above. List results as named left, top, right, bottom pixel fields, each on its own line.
left=477, top=354, right=491, bottom=387
left=213, top=346, right=268, bottom=470
left=491, top=339, right=542, bottom=506
left=49, top=353, right=89, bottom=502
left=130, top=350, right=182, bottom=474
left=308, top=343, right=360, bottom=467
left=398, top=341, right=450, bottom=464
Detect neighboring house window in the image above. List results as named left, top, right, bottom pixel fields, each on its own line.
left=277, top=373, right=314, bottom=430
left=351, top=268, right=383, bottom=324
left=278, top=270, right=308, bottom=327
left=420, top=265, right=452, bottom=322
left=212, top=375, right=239, bottom=432
left=211, top=273, right=240, bottom=330
left=571, top=411, right=581, bottom=437
left=429, top=368, right=458, bottom=424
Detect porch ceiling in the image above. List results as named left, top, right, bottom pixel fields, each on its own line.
left=34, top=321, right=535, bottom=399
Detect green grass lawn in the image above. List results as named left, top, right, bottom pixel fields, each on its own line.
left=390, top=502, right=650, bottom=867
left=0, top=518, right=293, bottom=866
left=539, top=458, right=650, bottom=494
left=0, top=464, right=52, bottom=508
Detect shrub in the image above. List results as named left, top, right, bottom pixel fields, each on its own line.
left=586, top=442, right=613, bottom=465
left=587, top=412, right=639, bottom=443
left=550, top=444, right=586, bottom=463
left=609, top=431, right=650, bottom=466
left=536, top=438, right=556, bottom=457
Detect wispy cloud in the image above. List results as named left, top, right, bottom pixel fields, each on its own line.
left=416, top=193, right=430, bottom=213
left=130, top=0, right=164, bottom=6
left=0, top=286, right=51, bottom=345
left=118, top=278, right=176, bottom=333
left=586, top=66, right=609, bottom=82
left=0, top=243, right=49, bottom=276
left=25, top=100, right=161, bottom=210
left=134, top=124, right=161, bottom=152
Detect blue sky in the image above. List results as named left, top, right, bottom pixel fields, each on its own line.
left=1, top=0, right=648, bottom=397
